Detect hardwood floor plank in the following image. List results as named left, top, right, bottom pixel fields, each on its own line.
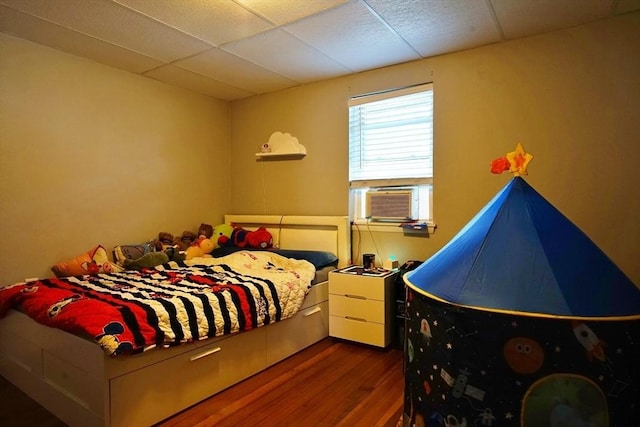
left=159, top=338, right=404, bottom=427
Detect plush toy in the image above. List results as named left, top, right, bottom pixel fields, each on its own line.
left=231, top=226, right=250, bottom=248
left=245, top=227, right=273, bottom=249
left=122, top=246, right=185, bottom=270
left=154, top=232, right=175, bottom=251
left=212, top=224, right=234, bottom=248
left=198, top=223, right=213, bottom=239
left=123, top=251, right=169, bottom=270
left=164, top=246, right=185, bottom=262
left=185, top=237, right=215, bottom=260
left=184, top=245, right=203, bottom=260
left=232, top=226, right=273, bottom=249
left=174, top=231, right=197, bottom=251
left=198, top=237, right=215, bottom=255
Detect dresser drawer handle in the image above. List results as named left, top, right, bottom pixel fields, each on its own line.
left=304, top=306, right=322, bottom=317
left=190, top=346, right=221, bottom=362
left=344, top=294, right=367, bottom=300
left=345, top=316, right=367, bottom=323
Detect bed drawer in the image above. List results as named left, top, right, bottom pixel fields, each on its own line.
left=329, top=315, right=388, bottom=348
left=265, top=300, right=329, bottom=365
left=43, top=350, right=103, bottom=414
left=0, top=328, right=42, bottom=377
left=110, top=326, right=266, bottom=427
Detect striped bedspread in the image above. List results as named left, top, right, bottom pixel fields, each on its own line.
left=0, top=251, right=315, bottom=356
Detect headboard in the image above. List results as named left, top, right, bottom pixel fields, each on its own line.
left=224, top=215, right=351, bottom=268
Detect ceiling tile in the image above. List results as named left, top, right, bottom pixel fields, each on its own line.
left=0, top=5, right=163, bottom=74
left=222, top=28, right=352, bottom=82
left=173, top=48, right=297, bottom=94
left=145, top=64, right=255, bottom=100
left=491, top=0, right=614, bottom=39
left=113, top=0, right=273, bottom=46
left=0, top=0, right=211, bottom=61
left=236, top=0, right=348, bottom=25
left=284, top=0, right=420, bottom=72
left=366, top=0, right=502, bottom=57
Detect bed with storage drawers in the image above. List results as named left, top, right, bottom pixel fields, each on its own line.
left=0, top=215, right=350, bottom=427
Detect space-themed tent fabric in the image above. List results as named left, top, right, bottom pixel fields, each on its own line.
left=403, top=177, right=639, bottom=426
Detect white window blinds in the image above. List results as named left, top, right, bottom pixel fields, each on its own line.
left=348, top=83, right=433, bottom=186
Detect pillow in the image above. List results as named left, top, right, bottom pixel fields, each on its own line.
left=210, top=247, right=338, bottom=269
left=52, top=245, right=124, bottom=278
left=113, top=242, right=155, bottom=265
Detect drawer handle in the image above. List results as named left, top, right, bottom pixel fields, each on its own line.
left=190, top=346, right=221, bottom=362
left=345, top=316, right=367, bottom=323
left=344, top=294, right=367, bottom=300
left=304, top=306, right=322, bottom=317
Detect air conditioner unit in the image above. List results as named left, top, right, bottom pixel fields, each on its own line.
left=366, top=189, right=418, bottom=221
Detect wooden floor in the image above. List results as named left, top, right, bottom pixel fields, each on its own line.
left=0, top=338, right=405, bottom=427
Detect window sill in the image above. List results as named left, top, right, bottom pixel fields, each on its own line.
left=351, top=220, right=436, bottom=234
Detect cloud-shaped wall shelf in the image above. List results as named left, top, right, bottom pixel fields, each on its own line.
left=256, top=132, right=307, bottom=159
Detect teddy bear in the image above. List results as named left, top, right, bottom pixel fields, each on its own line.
left=198, top=223, right=213, bottom=239
left=174, top=231, right=197, bottom=251
left=154, top=231, right=175, bottom=251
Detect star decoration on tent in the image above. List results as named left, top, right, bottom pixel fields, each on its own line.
left=506, top=143, right=533, bottom=176
left=490, top=143, right=533, bottom=176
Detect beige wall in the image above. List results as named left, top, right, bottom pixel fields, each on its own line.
left=1, top=12, right=638, bottom=286
left=0, top=33, right=231, bottom=284
left=230, top=12, right=640, bottom=284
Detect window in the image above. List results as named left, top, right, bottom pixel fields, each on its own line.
left=349, top=83, right=433, bottom=224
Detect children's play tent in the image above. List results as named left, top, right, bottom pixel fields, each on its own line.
left=402, top=151, right=640, bottom=426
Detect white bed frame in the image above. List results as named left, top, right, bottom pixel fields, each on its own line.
left=0, top=215, right=350, bottom=427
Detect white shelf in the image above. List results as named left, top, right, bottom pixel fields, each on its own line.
left=257, top=131, right=306, bottom=160
left=255, top=152, right=306, bottom=159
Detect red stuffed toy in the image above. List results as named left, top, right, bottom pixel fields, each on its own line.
left=245, top=227, right=273, bottom=249
left=232, top=226, right=273, bottom=249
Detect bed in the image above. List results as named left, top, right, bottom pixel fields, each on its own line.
left=0, top=215, right=350, bottom=427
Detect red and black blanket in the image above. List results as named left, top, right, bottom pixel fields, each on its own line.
left=0, top=251, right=315, bottom=357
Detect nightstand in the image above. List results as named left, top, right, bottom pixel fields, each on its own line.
left=328, top=266, right=399, bottom=348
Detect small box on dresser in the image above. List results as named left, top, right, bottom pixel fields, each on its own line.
left=328, top=267, right=399, bottom=347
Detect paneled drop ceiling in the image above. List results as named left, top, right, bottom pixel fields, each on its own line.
left=1, top=0, right=638, bottom=101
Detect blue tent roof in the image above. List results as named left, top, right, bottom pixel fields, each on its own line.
left=405, top=177, right=640, bottom=317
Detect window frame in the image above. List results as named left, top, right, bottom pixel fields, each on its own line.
left=348, top=83, right=434, bottom=228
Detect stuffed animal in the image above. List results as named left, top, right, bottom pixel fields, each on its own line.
left=198, top=223, right=213, bottom=239
left=123, top=251, right=169, bottom=270
left=231, top=226, right=249, bottom=248
left=122, top=246, right=185, bottom=270
left=185, top=237, right=215, bottom=260
left=184, top=245, right=203, bottom=260
left=212, top=224, right=234, bottom=248
left=232, top=226, right=273, bottom=249
left=154, top=232, right=175, bottom=251
left=164, top=246, right=185, bottom=262
left=245, top=227, right=273, bottom=249
left=174, top=231, right=197, bottom=251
